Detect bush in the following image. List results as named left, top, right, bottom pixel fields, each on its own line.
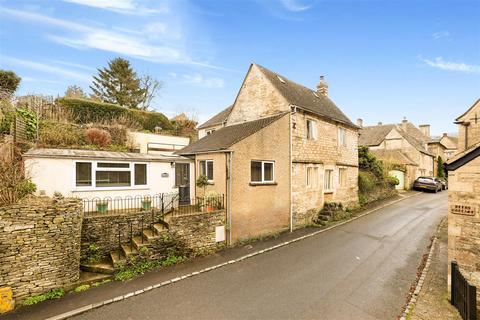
left=358, top=171, right=376, bottom=193
left=385, top=175, right=399, bottom=187
left=57, top=98, right=173, bottom=132
left=0, top=156, right=36, bottom=206
left=85, top=128, right=111, bottom=147
left=358, top=146, right=383, bottom=178
left=39, top=121, right=85, bottom=147
left=23, top=288, right=64, bottom=306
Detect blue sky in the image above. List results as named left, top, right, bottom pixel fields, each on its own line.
left=0, top=0, right=479, bottom=135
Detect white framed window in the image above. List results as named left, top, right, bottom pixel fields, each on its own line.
left=306, top=166, right=319, bottom=188
left=75, top=161, right=148, bottom=190
left=306, top=119, right=317, bottom=140
left=251, top=161, right=275, bottom=183
left=324, top=169, right=334, bottom=191
left=338, top=127, right=346, bottom=146
left=338, top=168, right=347, bottom=187
left=199, top=160, right=214, bottom=181
left=206, top=129, right=216, bottom=135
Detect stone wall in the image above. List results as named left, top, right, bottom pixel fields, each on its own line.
left=82, top=210, right=227, bottom=261
left=457, top=100, right=480, bottom=152
left=0, top=197, right=83, bottom=303
left=81, top=211, right=154, bottom=261
left=447, top=156, right=480, bottom=305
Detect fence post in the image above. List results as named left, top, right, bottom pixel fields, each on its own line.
left=468, top=284, right=477, bottom=320
left=452, top=261, right=457, bottom=306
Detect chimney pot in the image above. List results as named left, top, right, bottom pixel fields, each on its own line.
left=378, top=122, right=383, bottom=125
left=316, top=75, right=328, bottom=97
left=443, top=132, right=448, bottom=137
left=357, top=118, right=363, bottom=127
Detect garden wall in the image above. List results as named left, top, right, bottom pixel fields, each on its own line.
left=0, top=197, right=83, bottom=303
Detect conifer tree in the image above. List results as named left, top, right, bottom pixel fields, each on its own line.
left=90, top=58, right=145, bottom=108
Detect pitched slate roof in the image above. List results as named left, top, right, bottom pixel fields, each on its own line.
left=445, top=141, right=480, bottom=171
left=23, top=148, right=187, bottom=162
left=176, top=113, right=286, bottom=155
left=198, top=106, right=233, bottom=129
left=359, top=122, right=434, bottom=156
left=370, top=149, right=418, bottom=166
left=255, top=64, right=356, bottom=128
left=455, top=98, right=480, bottom=122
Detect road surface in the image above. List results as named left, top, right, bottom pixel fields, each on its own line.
left=74, top=192, right=447, bottom=320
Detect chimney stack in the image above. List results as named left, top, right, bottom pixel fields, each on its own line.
left=357, top=118, right=363, bottom=127
left=316, top=75, right=328, bottom=97
left=443, top=132, right=448, bottom=137
left=419, top=124, right=431, bottom=139
left=378, top=122, right=383, bottom=126
left=401, top=117, right=408, bottom=131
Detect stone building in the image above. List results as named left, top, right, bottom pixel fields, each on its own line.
left=456, top=98, right=480, bottom=152
left=178, top=63, right=358, bottom=242
left=359, top=119, right=435, bottom=189
left=197, top=106, right=232, bottom=139
left=445, top=142, right=480, bottom=304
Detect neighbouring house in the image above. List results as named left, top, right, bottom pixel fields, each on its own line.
left=456, top=98, right=480, bottom=152
left=24, top=148, right=194, bottom=205
left=177, top=63, right=359, bottom=243
left=197, top=106, right=233, bottom=139
left=445, top=142, right=480, bottom=306
left=359, top=119, right=435, bottom=189
left=128, top=131, right=190, bottom=154
left=427, top=132, right=458, bottom=176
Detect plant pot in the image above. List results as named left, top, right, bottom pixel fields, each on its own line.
left=206, top=205, right=215, bottom=212
left=142, top=200, right=152, bottom=210
left=96, top=202, right=108, bottom=213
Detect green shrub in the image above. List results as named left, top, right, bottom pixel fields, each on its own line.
left=358, top=171, right=376, bottom=193
left=39, top=121, right=85, bottom=147
left=84, top=244, right=102, bottom=264
left=385, top=175, right=399, bottom=186
left=0, top=110, right=14, bottom=134
left=74, top=284, right=90, bottom=293
left=23, top=288, right=64, bottom=306
left=16, top=108, right=37, bottom=139
left=358, top=146, right=383, bottom=178
left=57, top=98, right=172, bottom=132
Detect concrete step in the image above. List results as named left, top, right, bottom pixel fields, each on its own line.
left=121, top=243, right=138, bottom=257
left=143, top=228, right=160, bottom=241
left=110, top=250, right=126, bottom=266
left=80, top=261, right=114, bottom=275
left=132, top=235, right=149, bottom=250
left=76, top=271, right=112, bottom=287
left=153, top=223, right=167, bottom=234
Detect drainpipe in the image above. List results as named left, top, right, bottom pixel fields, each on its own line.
left=290, top=106, right=297, bottom=233
left=227, top=151, right=233, bottom=244
left=464, top=123, right=470, bottom=150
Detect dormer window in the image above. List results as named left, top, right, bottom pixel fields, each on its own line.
left=276, top=75, right=285, bottom=83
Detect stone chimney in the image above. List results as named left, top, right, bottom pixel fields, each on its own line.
left=419, top=124, right=431, bottom=139
left=357, top=118, right=363, bottom=127
left=378, top=122, right=383, bottom=126
left=401, top=117, right=408, bottom=131
left=316, top=75, right=328, bottom=97
left=443, top=132, right=448, bottom=138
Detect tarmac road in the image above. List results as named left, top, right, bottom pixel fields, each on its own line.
left=73, top=191, right=447, bottom=320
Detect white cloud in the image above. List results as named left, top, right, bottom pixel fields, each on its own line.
left=62, top=0, right=168, bottom=15
left=279, top=0, right=315, bottom=12
left=432, top=31, right=450, bottom=40
left=22, top=77, right=64, bottom=85
left=422, top=57, right=480, bottom=74
left=48, top=59, right=97, bottom=72
left=2, top=57, right=92, bottom=82
left=181, top=73, right=224, bottom=88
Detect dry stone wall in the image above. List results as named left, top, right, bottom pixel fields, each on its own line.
left=0, top=197, right=82, bottom=302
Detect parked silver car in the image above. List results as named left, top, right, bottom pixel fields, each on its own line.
left=413, top=177, right=443, bottom=193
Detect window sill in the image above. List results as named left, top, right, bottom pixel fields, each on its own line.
left=72, top=186, right=150, bottom=192
left=249, top=182, right=277, bottom=186
left=324, top=190, right=334, bottom=194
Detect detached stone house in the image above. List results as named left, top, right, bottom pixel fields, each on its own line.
left=456, top=98, right=480, bottom=152
left=177, top=63, right=359, bottom=242
left=359, top=119, right=435, bottom=189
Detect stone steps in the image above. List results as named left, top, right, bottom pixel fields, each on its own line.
left=143, top=228, right=160, bottom=241
left=80, top=261, right=115, bottom=275
left=77, top=271, right=112, bottom=286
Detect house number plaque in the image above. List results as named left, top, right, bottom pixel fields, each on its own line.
left=451, top=204, right=477, bottom=216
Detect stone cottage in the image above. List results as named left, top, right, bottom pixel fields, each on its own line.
left=177, top=63, right=359, bottom=243
left=198, top=106, right=232, bottom=139
left=359, top=119, right=435, bottom=189
left=456, top=98, right=480, bottom=152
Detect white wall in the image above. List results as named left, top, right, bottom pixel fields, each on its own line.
left=129, top=132, right=190, bottom=154
left=25, top=157, right=194, bottom=200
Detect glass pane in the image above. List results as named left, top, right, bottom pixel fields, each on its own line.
left=97, top=162, right=129, bottom=168
left=251, top=161, right=262, bottom=182
left=207, top=161, right=214, bottom=180
left=76, top=162, right=92, bottom=186
left=199, top=161, right=206, bottom=176
left=324, top=170, right=332, bottom=189
left=135, top=164, right=147, bottom=185
left=96, top=171, right=131, bottom=187
left=175, top=163, right=189, bottom=186
left=264, top=162, right=273, bottom=181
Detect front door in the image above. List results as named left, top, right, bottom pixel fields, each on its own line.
left=175, top=163, right=190, bottom=205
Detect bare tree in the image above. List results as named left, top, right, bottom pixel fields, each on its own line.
left=139, top=74, right=162, bottom=110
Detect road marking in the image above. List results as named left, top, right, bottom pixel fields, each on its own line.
left=46, top=192, right=422, bottom=320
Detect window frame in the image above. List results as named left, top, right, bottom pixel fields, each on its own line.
left=306, top=165, right=319, bottom=189
left=199, top=160, right=214, bottom=182
left=338, top=127, right=347, bottom=147
left=250, top=160, right=275, bottom=184
left=338, top=167, right=347, bottom=187
left=324, top=169, right=334, bottom=192
left=74, top=160, right=149, bottom=191
left=306, top=118, right=318, bottom=140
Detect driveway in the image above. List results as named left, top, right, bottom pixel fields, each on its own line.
left=72, top=192, right=447, bottom=320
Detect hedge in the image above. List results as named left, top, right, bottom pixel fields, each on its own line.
left=56, top=98, right=173, bottom=131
